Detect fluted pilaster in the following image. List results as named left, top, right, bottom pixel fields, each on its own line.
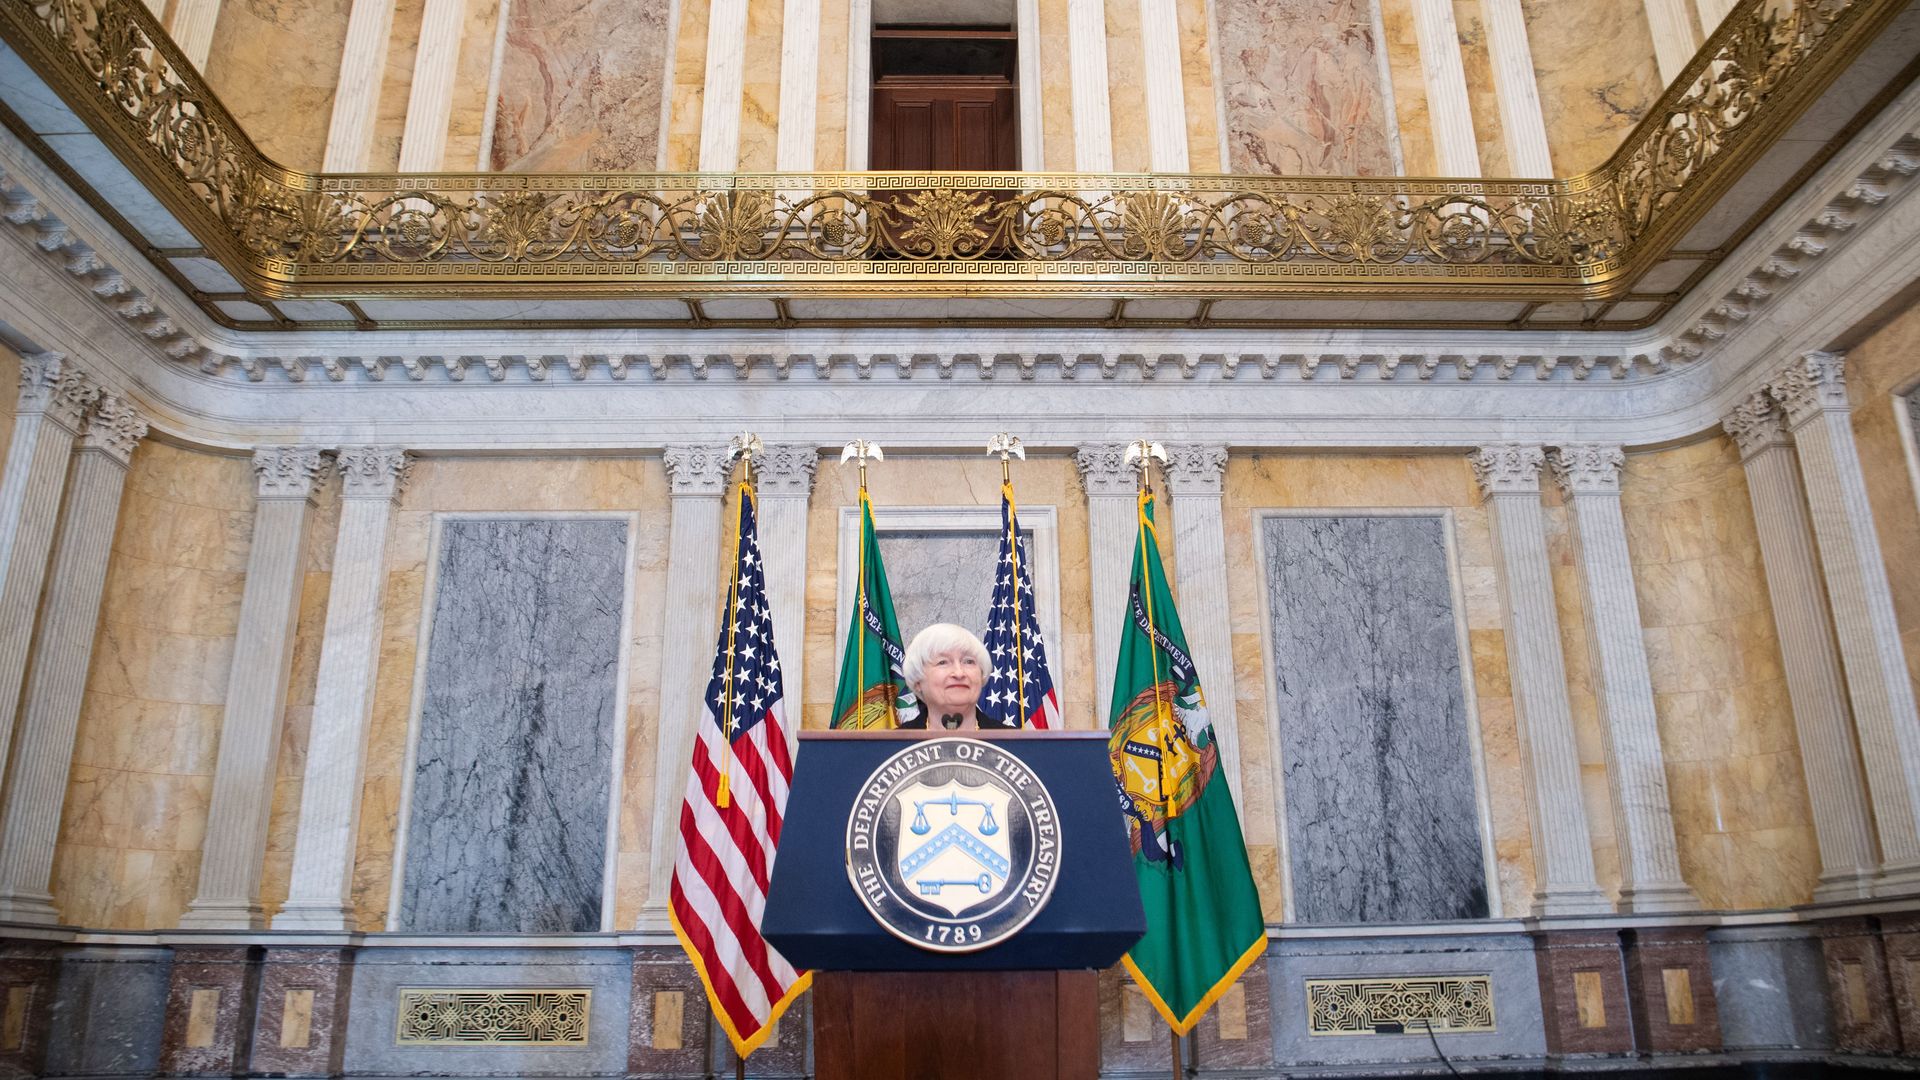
left=1411, top=0, right=1481, bottom=176
left=167, top=0, right=222, bottom=69
left=1471, top=444, right=1609, bottom=915
left=698, top=0, right=748, bottom=171
left=181, top=448, right=329, bottom=929
left=1771, top=352, right=1920, bottom=895
left=1067, top=0, right=1115, bottom=172
left=1643, top=0, right=1700, bottom=82
left=1549, top=444, right=1698, bottom=912
left=1164, top=445, right=1241, bottom=797
left=1478, top=0, right=1552, bottom=176
left=1077, top=444, right=1138, bottom=723
left=758, top=444, right=818, bottom=712
left=1723, top=393, right=1879, bottom=900
left=0, top=354, right=96, bottom=803
left=1139, top=0, right=1189, bottom=171
left=0, top=394, right=146, bottom=923
left=395, top=0, right=467, bottom=171
left=321, top=0, right=398, bottom=170
left=642, top=445, right=733, bottom=921
left=274, top=447, right=410, bottom=931
left=776, top=0, right=821, bottom=170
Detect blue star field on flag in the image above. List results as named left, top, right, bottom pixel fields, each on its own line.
left=979, top=485, right=1060, bottom=729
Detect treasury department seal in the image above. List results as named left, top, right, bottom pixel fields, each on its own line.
left=845, top=737, right=1062, bottom=953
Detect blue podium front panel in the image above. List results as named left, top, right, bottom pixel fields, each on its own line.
left=763, top=731, right=1146, bottom=971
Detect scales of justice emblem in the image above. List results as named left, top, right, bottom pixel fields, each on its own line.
left=846, top=738, right=1062, bottom=953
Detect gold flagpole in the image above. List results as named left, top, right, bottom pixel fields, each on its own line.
left=987, top=434, right=1027, bottom=724
left=716, top=434, right=763, bottom=807
left=841, top=441, right=884, bottom=728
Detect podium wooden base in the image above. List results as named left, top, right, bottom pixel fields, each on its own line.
left=812, top=969, right=1099, bottom=1080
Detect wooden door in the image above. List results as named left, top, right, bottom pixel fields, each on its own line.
left=870, top=75, right=1018, bottom=171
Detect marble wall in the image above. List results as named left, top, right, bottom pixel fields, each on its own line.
left=804, top=456, right=1094, bottom=732
left=488, top=0, right=672, bottom=171
left=1103, top=0, right=1151, bottom=172
left=1519, top=0, right=1664, bottom=174
left=1263, top=514, right=1490, bottom=923
left=738, top=0, right=785, bottom=171
left=1224, top=455, right=1535, bottom=921
left=202, top=0, right=353, bottom=170
left=51, top=442, right=251, bottom=929
left=396, top=518, right=628, bottom=933
left=265, top=458, right=670, bottom=932
left=1841, top=302, right=1920, bottom=760
left=368, top=0, right=425, bottom=171
left=1621, top=438, right=1819, bottom=909
left=1216, top=0, right=1396, bottom=175
left=446, top=0, right=506, bottom=170
left=1539, top=483, right=1621, bottom=897
left=664, top=0, right=713, bottom=170
left=872, top=530, right=1028, bottom=647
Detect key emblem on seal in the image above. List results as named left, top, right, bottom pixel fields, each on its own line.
left=845, top=737, right=1062, bottom=952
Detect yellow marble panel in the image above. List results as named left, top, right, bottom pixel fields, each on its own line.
left=1375, top=0, right=1433, bottom=175
left=1453, top=0, right=1508, bottom=176
left=281, top=989, right=315, bottom=1048
left=653, top=990, right=685, bottom=1049
left=1843, top=300, right=1920, bottom=694
left=1662, top=967, right=1695, bottom=1025
left=815, top=0, right=850, bottom=167
left=1518, top=0, right=1661, bottom=174
left=202, top=0, right=352, bottom=169
left=1103, top=0, right=1149, bottom=172
left=1623, top=438, right=1816, bottom=910
left=3, top=985, right=27, bottom=1050
left=1573, top=971, right=1606, bottom=1028
left=1174, top=0, right=1220, bottom=171
left=1037, top=0, right=1075, bottom=170
left=666, top=0, right=714, bottom=170
left=737, top=0, right=783, bottom=172
left=367, top=0, right=425, bottom=171
left=443, top=0, right=505, bottom=170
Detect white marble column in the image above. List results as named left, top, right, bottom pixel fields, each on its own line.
left=0, top=355, right=96, bottom=795
left=273, top=448, right=411, bottom=931
left=1723, top=394, right=1880, bottom=901
left=321, top=0, right=400, bottom=171
left=1548, top=445, right=1699, bottom=912
left=698, top=0, right=748, bottom=171
left=1644, top=0, right=1699, bottom=85
left=1770, top=352, right=1920, bottom=895
left=396, top=0, right=468, bottom=171
left=1068, top=0, right=1115, bottom=172
left=1478, top=0, right=1553, bottom=176
left=1471, top=445, right=1610, bottom=916
left=642, top=445, right=732, bottom=921
left=1163, top=445, right=1241, bottom=799
left=1411, top=0, right=1481, bottom=176
left=1693, top=0, right=1735, bottom=33
left=758, top=445, right=817, bottom=711
left=167, top=0, right=224, bottom=70
left=1078, top=444, right=1139, bottom=725
left=0, top=394, right=147, bottom=924
left=1139, top=0, right=1189, bottom=171
left=776, top=0, right=821, bottom=171
left=180, top=448, right=329, bottom=929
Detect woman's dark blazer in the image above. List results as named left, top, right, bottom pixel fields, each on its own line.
left=896, top=707, right=1022, bottom=730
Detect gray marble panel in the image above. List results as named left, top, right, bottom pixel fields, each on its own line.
left=42, top=946, right=170, bottom=1077
left=1266, top=933, right=1546, bottom=1066
left=1709, top=925, right=1834, bottom=1051
left=342, top=946, right=630, bottom=1075
left=877, top=529, right=1028, bottom=644
left=399, top=518, right=628, bottom=934
left=1264, top=515, right=1489, bottom=923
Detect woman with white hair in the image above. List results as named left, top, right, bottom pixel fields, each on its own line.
left=898, top=622, right=1018, bottom=730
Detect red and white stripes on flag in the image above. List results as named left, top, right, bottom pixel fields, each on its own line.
left=670, top=484, right=810, bottom=1058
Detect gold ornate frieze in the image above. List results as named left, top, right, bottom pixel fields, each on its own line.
left=394, top=988, right=591, bottom=1046
left=1306, top=975, right=1496, bottom=1036
left=0, top=0, right=1897, bottom=301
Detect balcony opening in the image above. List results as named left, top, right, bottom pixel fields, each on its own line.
left=869, top=26, right=1019, bottom=171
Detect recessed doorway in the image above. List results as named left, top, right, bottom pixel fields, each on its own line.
left=869, top=27, right=1019, bottom=171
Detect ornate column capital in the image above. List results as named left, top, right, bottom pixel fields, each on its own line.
left=78, top=393, right=147, bottom=465
left=335, top=447, right=410, bottom=500
left=663, top=444, right=731, bottom=497
left=757, top=444, right=819, bottom=497
left=252, top=447, right=330, bottom=501
left=1075, top=443, right=1136, bottom=497
left=17, top=353, right=98, bottom=432
left=1769, top=350, right=1849, bottom=426
left=1548, top=444, right=1625, bottom=496
left=1722, top=392, right=1791, bottom=460
left=1469, top=444, right=1545, bottom=497
left=1164, top=444, right=1228, bottom=496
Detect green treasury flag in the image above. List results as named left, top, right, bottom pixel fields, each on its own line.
left=1110, top=490, right=1266, bottom=1034
left=831, top=491, right=917, bottom=728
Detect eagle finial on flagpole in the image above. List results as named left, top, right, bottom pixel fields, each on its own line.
left=840, top=440, right=883, bottom=489
left=986, top=433, right=1024, bottom=482
left=1125, top=439, right=1167, bottom=493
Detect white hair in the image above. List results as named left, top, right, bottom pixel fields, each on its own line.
left=902, top=623, right=993, bottom=690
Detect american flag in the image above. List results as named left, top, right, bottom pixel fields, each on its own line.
left=670, top=485, right=809, bottom=1057
left=980, top=483, right=1060, bottom=729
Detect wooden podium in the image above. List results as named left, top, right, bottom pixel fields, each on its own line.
left=764, top=731, right=1144, bottom=1080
